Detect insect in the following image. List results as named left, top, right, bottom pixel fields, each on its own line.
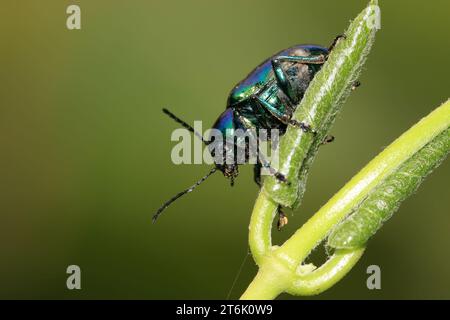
left=154, top=37, right=347, bottom=227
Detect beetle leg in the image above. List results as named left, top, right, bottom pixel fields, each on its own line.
left=253, top=95, right=316, bottom=134
left=235, top=111, right=289, bottom=184
left=253, top=163, right=290, bottom=228
left=271, top=55, right=326, bottom=104
left=328, top=34, right=346, bottom=52
left=352, top=80, right=361, bottom=90
left=271, top=59, right=296, bottom=104
left=261, top=163, right=289, bottom=184
left=253, top=162, right=262, bottom=187
left=322, top=135, right=335, bottom=145
left=274, top=55, right=327, bottom=64
left=288, top=119, right=317, bottom=134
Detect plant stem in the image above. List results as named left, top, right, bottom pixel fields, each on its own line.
left=248, top=0, right=380, bottom=268
left=241, top=0, right=449, bottom=300
left=240, top=254, right=293, bottom=300
left=328, top=127, right=450, bottom=249
left=275, top=101, right=450, bottom=268
left=263, top=0, right=380, bottom=207
left=242, top=100, right=450, bottom=299
left=248, top=193, right=277, bottom=266
left=287, top=248, right=365, bottom=296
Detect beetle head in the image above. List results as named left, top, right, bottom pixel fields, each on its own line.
left=209, top=108, right=242, bottom=186
left=216, top=163, right=239, bottom=186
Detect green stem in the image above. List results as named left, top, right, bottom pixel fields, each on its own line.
left=275, top=101, right=450, bottom=268
left=241, top=0, right=449, bottom=300
left=242, top=100, right=450, bottom=300
left=263, top=0, right=379, bottom=207
left=241, top=254, right=293, bottom=300
left=328, top=127, right=450, bottom=249
left=287, top=248, right=365, bottom=296
left=248, top=0, right=380, bottom=267
left=248, top=193, right=277, bottom=266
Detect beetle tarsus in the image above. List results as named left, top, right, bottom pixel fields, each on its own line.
left=352, top=81, right=361, bottom=91
left=289, top=119, right=317, bottom=135
left=322, top=135, right=335, bottom=145
left=274, top=172, right=290, bottom=185
left=328, top=34, right=347, bottom=52
left=263, top=165, right=290, bottom=185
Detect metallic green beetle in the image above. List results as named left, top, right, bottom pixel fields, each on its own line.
left=155, top=38, right=344, bottom=225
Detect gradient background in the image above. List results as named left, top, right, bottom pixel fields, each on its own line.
left=1, top=0, right=449, bottom=299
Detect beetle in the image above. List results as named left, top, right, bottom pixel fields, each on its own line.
left=154, top=37, right=347, bottom=226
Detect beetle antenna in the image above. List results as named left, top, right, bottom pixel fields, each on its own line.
left=162, top=108, right=210, bottom=145
left=152, top=167, right=217, bottom=223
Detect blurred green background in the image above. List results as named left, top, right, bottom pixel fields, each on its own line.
left=1, top=0, right=449, bottom=299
